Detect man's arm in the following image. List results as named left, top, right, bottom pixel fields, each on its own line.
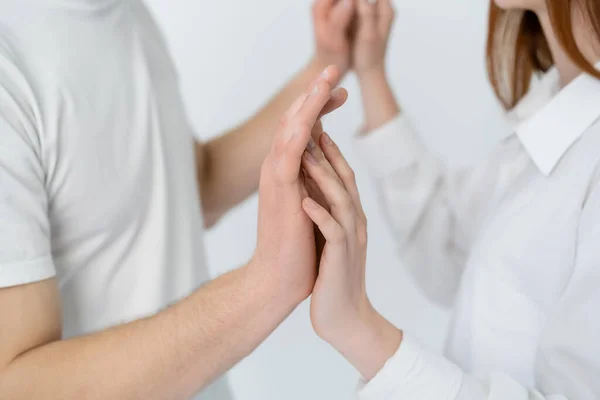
left=0, top=65, right=345, bottom=400
left=0, top=266, right=296, bottom=400
left=197, top=0, right=355, bottom=227
left=197, top=59, right=327, bottom=226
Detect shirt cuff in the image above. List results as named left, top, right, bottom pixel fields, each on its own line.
left=354, top=114, right=426, bottom=178
left=357, top=334, right=464, bottom=400
left=0, top=256, right=56, bottom=288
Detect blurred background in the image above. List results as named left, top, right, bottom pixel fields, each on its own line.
left=145, top=1, right=512, bottom=399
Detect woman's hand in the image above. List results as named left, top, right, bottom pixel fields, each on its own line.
left=312, top=0, right=355, bottom=76
left=301, top=132, right=402, bottom=380
left=351, top=0, right=400, bottom=132
left=352, top=0, right=395, bottom=79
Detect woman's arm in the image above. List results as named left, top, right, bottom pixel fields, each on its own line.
left=302, top=132, right=600, bottom=400
left=352, top=0, right=499, bottom=306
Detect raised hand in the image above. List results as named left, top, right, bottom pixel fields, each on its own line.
left=352, top=0, right=395, bottom=78
left=301, top=132, right=402, bottom=380
left=251, top=66, right=348, bottom=306
left=312, top=0, right=356, bottom=76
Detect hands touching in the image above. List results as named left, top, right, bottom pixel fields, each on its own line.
left=302, top=131, right=371, bottom=337
left=255, top=0, right=400, bottom=378
left=251, top=65, right=348, bottom=306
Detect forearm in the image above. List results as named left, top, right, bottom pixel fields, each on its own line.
left=352, top=332, right=573, bottom=400
left=0, top=264, right=296, bottom=400
left=357, top=69, right=400, bottom=133
left=199, top=58, right=328, bottom=221
left=324, top=306, right=403, bottom=382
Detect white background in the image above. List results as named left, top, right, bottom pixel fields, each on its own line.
left=145, top=1, right=512, bottom=399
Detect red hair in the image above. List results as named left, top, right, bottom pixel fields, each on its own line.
left=487, top=0, right=600, bottom=109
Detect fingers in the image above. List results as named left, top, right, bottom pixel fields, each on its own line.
left=313, top=88, right=349, bottom=157
left=319, top=88, right=348, bottom=118
left=330, top=0, right=355, bottom=30
left=356, top=0, right=378, bottom=37
left=272, top=66, right=345, bottom=183
left=319, top=133, right=365, bottom=217
left=280, top=66, right=343, bottom=138
left=319, top=64, right=344, bottom=90
left=302, top=141, right=355, bottom=230
left=294, top=82, right=333, bottom=139
left=378, top=0, right=395, bottom=36
left=313, top=0, right=336, bottom=23
left=302, top=197, right=346, bottom=245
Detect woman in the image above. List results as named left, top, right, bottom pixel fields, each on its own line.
left=304, top=0, right=600, bottom=398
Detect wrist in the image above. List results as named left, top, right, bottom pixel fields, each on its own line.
left=246, top=257, right=308, bottom=313
left=357, top=67, right=388, bottom=88
left=328, top=304, right=403, bottom=381
left=356, top=67, right=401, bottom=132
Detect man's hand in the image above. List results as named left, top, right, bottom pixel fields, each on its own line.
left=352, top=0, right=395, bottom=79
left=251, top=65, right=348, bottom=304
left=312, top=0, right=355, bottom=76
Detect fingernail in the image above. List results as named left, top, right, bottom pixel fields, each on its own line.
left=311, top=84, right=319, bottom=95
left=321, top=68, right=329, bottom=79
left=307, top=137, right=316, bottom=148
left=304, top=197, right=319, bottom=209
left=322, top=132, right=333, bottom=146
left=303, top=151, right=317, bottom=165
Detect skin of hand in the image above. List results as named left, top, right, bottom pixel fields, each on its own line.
left=351, top=0, right=395, bottom=78
left=252, top=65, right=349, bottom=304
left=300, top=132, right=403, bottom=381
left=312, top=0, right=356, bottom=76
left=351, top=0, right=400, bottom=132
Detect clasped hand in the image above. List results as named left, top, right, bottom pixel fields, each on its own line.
left=252, top=0, right=401, bottom=380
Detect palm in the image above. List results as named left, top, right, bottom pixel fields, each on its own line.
left=309, top=241, right=353, bottom=335
left=255, top=172, right=317, bottom=299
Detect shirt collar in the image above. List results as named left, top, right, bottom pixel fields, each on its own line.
left=507, top=63, right=600, bottom=176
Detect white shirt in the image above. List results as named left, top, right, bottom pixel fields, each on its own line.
left=0, top=1, right=231, bottom=398
left=355, top=66, right=600, bottom=399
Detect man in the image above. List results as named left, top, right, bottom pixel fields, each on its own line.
left=0, top=0, right=356, bottom=398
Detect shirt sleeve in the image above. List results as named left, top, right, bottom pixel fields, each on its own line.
left=354, top=115, right=502, bottom=306
left=356, top=180, right=600, bottom=400
left=0, top=82, right=55, bottom=288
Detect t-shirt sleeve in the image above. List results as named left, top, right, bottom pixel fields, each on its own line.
left=0, top=95, right=55, bottom=288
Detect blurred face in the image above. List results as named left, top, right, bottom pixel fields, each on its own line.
left=494, top=0, right=545, bottom=11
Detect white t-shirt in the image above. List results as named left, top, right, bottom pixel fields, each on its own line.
left=0, top=1, right=232, bottom=398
